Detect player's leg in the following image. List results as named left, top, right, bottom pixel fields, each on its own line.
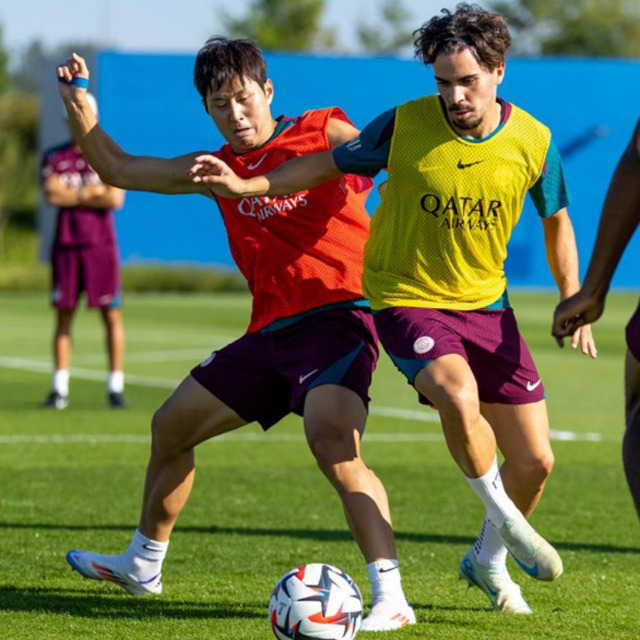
left=66, top=374, right=246, bottom=594
left=459, top=308, right=560, bottom=611
left=415, top=354, right=498, bottom=477
left=623, top=349, right=640, bottom=520
left=45, top=247, right=79, bottom=408
left=483, top=401, right=554, bottom=519
left=376, top=307, right=560, bottom=585
left=139, top=375, right=246, bottom=540
left=84, top=245, right=126, bottom=407
left=100, top=305, right=126, bottom=407
left=463, top=400, right=554, bottom=613
left=304, top=384, right=414, bottom=631
left=66, top=331, right=288, bottom=595
left=53, top=308, right=75, bottom=372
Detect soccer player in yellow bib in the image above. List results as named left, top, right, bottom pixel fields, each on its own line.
left=190, top=4, right=597, bottom=614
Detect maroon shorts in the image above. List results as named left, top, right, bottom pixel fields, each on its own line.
left=51, top=245, right=122, bottom=310
left=626, top=301, right=640, bottom=362
left=374, top=306, right=545, bottom=405
left=191, top=308, right=379, bottom=430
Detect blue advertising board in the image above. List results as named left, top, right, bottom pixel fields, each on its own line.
left=95, top=51, right=640, bottom=287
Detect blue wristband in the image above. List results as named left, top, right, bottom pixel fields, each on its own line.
left=57, top=76, right=89, bottom=89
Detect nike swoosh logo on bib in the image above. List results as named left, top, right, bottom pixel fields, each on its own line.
left=526, top=379, right=542, bottom=391
left=247, top=153, right=268, bottom=170
left=457, top=159, right=484, bottom=169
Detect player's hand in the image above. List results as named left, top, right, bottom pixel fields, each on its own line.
left=56, top=52, right=90, bottom=101
left=552, top=291, right=604, bottom=349
left=569, top=323, right=598, bottom=358
left=188, top=155, right=249, bottom=198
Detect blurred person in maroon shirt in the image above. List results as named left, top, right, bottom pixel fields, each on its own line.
left=40, top=92, right=127, bottom=409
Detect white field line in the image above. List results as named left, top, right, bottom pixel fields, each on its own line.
left=72, top=348, right=222, bottom=365
left=0, top=431, right=600, bottom=444
left=0, top=355, right=601, bottom=442
left=1, top=326, right=238, bottom=346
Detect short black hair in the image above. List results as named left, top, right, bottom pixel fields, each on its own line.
left=194, top=36, right=267, bottom=101
left=414, top=3, right=511, bottom=71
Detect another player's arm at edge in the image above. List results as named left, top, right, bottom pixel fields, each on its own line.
left=552, top=118, right=640, bottom=339
left=574, top=119, right=640, bottom=304
left=57, top=53, right=212, bottom=197
left=190, top=118, right=356, bottom=198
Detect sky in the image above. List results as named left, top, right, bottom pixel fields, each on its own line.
left=2, top=0, right=462, bottom=59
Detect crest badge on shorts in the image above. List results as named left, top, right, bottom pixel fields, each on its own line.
left=413, top=336, right=435, bottom=354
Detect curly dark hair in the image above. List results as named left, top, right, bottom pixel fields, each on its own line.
left=414, top=3, right=511, bottom=70
left=194, top=36, right=267, bottom=101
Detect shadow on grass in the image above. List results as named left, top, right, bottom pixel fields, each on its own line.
left=1, top=521, right=638, bottom=555
left=0, top=585, right=263, bottom=620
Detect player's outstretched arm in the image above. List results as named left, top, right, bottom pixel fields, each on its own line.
left=190, top=149, right=343, bottom=199
left=552, top=117, right=640, bottom=341
left=189, top=117, right=354, bottom=199
left=542, top=208, right=597, bottom=357
left=57, top=53, right=209, bottom=196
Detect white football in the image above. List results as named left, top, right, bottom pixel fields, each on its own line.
left=268, top=563, right=363, bottom=639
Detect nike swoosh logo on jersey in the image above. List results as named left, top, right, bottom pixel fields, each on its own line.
left=247, top=153, right=268, bottom=170
left=299, top=369, right=319, bottom=384
left=457, top=159, right=484, bottom=169
left=526, top=379, right=542, bottom=391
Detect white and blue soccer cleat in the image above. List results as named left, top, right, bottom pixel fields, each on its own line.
left=459, top=548, right=532, bottom=614
left=66, top=549, right=162, bottom=596
left=359, top=598, right=416, bottom=632
left=495, top=512, right=563, bottom=582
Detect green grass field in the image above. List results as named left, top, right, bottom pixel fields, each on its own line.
left=1, top=291, right=639, bottom=640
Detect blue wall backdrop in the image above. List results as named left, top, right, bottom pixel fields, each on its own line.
left=96, top=51, right=640, bottom=287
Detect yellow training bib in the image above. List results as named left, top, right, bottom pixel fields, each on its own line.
left=363, top=95, right=551, bottom=310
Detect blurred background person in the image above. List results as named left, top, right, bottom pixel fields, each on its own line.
left=40, top=91, right=127, bottom=409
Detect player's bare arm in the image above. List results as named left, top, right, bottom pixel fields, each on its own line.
left=542, top=208, right=597, bottom=357
left=552, top=117, right=640, bottom=341
left=57, top=53, right=210, bottom=196
left=189, top=116, right=354, bottom=199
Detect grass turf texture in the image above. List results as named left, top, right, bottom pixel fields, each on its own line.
left=0, top=291, right=638, bottom=640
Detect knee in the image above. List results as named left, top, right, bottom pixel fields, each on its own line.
left=307, top=428, right=361, bottom=483
left=515, top=450, right=555, bottom=486
left=55, top=313, right=73, bottom=335
left=150, top=406, right=189, bottom=460
left=433, top=381, right=480, bottom=426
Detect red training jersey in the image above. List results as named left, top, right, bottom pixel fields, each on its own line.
left=214, top=107, right=373, bottom=333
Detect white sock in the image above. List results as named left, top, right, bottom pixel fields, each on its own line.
left=366, top=559, right=404, bottom=604
left=120, top=529, right=168, bottom=580
left=108, top=371, right=124, bottom=393
left=465, top=458, right=518, bottom=528
left=474, top=516, right=508, bottom=568
left=53, top=369, right=69, bottom=396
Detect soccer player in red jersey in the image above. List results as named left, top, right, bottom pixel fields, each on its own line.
left=41, top=92, right=127, bottom=409
left=58, top=39, right=414, bottom=631
left=553, top=117, right=640, bottom=522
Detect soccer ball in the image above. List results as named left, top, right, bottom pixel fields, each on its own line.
left=268, top=563, right=363, bottom=640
